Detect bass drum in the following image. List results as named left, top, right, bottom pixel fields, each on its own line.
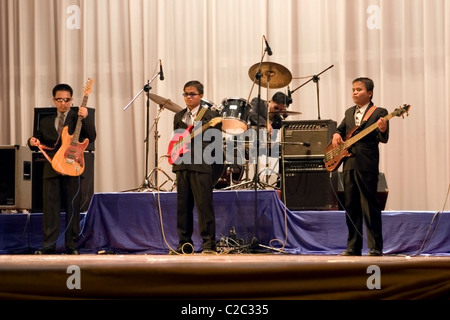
left=213, top=142, right=247, bottom=189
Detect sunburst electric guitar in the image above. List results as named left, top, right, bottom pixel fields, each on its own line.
left=167, top=117, right=222, bottom=165
left=323, top=104, right=411, bottom=172
left=51, top=78, right=94, bottom=176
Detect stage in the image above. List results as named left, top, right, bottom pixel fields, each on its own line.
left=1, top=190, right=449, bottom=300
left=1, top=254, right=449, bottom=301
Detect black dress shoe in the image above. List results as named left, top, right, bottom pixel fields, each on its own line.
left=341, top=250, right=362, bottom=256
left=368, top=249, right=383, bottom=256
left=68, top=250, right=80, bottom=255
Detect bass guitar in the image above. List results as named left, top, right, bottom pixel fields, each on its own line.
left=51, top=78, right=94, bottom=176
left=323, top=104, right=411, bottom=172
left=167, top=117, right=222, bottom=165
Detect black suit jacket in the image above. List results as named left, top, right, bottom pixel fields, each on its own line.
left=171, top=107, right=222, bottom=174
left=28, top=107, right=97, bottom=178
left=335, top=102, right=389, bottom=173
left=248, top=97, right=284, bottom=129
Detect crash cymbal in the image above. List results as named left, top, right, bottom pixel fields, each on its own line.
left=248, top=62, right=292, bottom=89
left=269, top=110, right=302, bottom=116
left=147, top=93, right=183, bottom=113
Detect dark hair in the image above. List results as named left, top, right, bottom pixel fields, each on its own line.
left=52, top=84, right=73, bottom=97
left=272, top=91, right=288, bottom=106
left=183, top=80, right=204, bottom=95
left=353, top=77, right=374, bottom=99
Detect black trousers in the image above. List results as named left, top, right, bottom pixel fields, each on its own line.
left=342, top=169, right=383, bottom=252
left=175, top=170, right=216, bottom=251
left=42, top=175, right=81, bottom=252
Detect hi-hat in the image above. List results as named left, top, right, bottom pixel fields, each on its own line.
left=248, top=62, right=292, bottom=89
left=147, top=93, right=183, bottom=113
left=269, top=110, right=302, bottom=116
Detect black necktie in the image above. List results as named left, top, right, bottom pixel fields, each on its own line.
left=57, top=112, right=65, bottom=134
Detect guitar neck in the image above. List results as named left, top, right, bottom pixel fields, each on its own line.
left=344, top=112, right=393, bottom=148
left=72, top=95, right=89, bottom=144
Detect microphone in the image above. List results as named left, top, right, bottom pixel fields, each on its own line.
left=286, top=86, right=293, bottom=106
left=159, top=59, right=164, bottom=81
left=263, top=35, right=273, bottom=56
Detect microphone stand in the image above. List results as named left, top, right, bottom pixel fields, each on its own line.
left=250, top=49, right=280, bottom=253
left=122, top=71, right=160, bottom=192
left=290, top=64, right=334, bottom=120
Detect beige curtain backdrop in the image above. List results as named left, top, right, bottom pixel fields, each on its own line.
left=1, top=0, right=449, bottom=211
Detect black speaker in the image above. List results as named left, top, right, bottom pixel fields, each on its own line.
left=281, top=159, right=338, bottom=210
left=0, top=145, right=32, bottom=210
left=31, top=152, right=94, bottom=212
left=337, top=172, right=388, bottom=210
left=33, top=107, right=95, bottom=151
left=281, top=119, right=336, bottom=159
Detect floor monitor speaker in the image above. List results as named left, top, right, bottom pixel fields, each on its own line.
left=337, top=172, right=388, bottom=210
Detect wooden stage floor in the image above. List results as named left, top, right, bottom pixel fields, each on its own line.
left=1, top=253, right=449, bottom=301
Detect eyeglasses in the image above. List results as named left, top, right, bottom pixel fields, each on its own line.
left=54, top=98, right=72, bottom=103
left=182, top=93, right=200, bottom=97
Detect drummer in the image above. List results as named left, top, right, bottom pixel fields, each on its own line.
left=248, top=91, right=290, bottom=136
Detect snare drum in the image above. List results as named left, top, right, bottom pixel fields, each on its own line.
left=219, top=97, right=250, bottom=135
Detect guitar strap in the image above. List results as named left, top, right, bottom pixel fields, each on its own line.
left=194, top=105, right=208, bottom=122
left=362, top=105, right=377, bottom=123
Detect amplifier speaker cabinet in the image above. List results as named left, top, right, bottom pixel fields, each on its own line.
left=33, top=106, right=95, bottom=151
left=0, top=145, right=32, bottom=210
left=281, top=119, right=336, bottom=159
left=31, top=152, right=94, bottom=212
left=281, top=159, right=338, bottom=210
left=337, top=172, right=388, bottom=210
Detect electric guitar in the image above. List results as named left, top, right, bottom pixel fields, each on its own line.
left=167, top=117, right=222, bottom=165
left=323, top=104, right=411, bottom=172
left=51, top=78, right=94, bottom=176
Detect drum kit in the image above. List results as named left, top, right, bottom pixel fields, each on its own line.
left=142, top=61, right=303, bottom=190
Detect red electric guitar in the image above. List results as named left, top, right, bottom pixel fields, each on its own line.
left=167, top=117, right=222, bottom=165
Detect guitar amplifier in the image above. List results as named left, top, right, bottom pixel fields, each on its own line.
left=281, top=119, right=336, bottom=159
left=0, top=145, right=32, bottom=211
left=280, top=159, right=338, bottom=210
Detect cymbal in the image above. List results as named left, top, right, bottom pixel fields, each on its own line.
left=269, top=110, right=302, bottom=116
left=248, top=62, right=292, bottom=89
left=147, top=93, right=183, bottom=113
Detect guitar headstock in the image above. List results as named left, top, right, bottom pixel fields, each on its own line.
left=393, top=104, right=411, bottom=118
left=83, top=78, right=94, bottom=96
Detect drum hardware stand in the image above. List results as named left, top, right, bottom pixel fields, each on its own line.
left=144, top=104, right=176, bottom=191
left=290, top=64, right=334, bottom=120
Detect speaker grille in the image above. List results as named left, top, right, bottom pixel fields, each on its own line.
left=281, top=119, right=336, bottom=159
left=281, top=160, right=338, bottom=210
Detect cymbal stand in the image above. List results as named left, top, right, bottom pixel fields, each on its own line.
left=145, top=104, right=175, bottom=191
